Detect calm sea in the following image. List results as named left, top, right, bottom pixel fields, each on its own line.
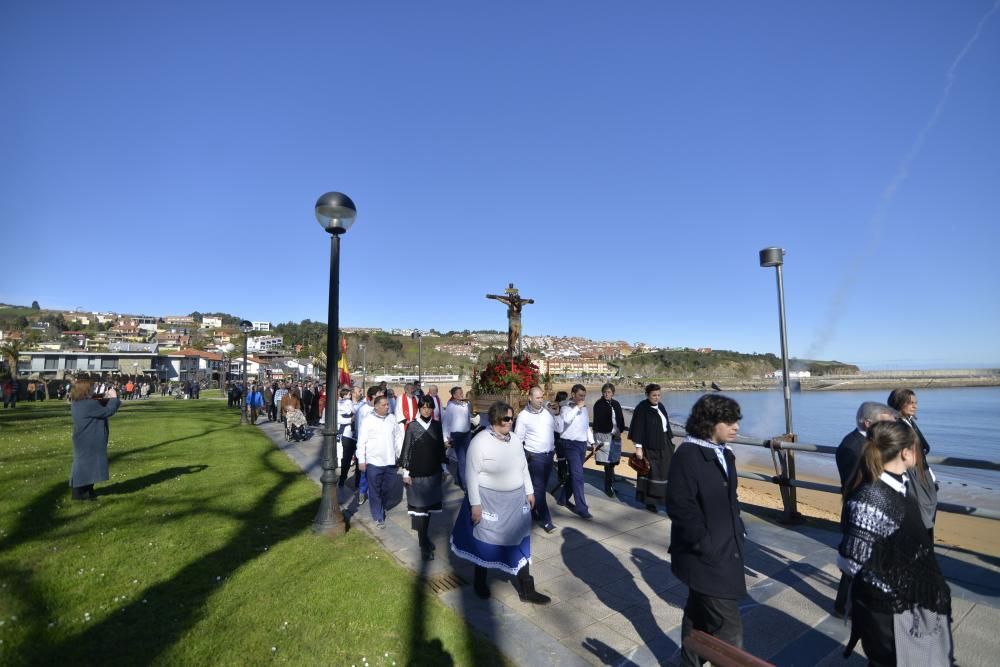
left=608, top=386, right=1000, bottom=511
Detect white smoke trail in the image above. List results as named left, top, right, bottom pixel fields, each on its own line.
left=803, top=0, right=1000, bottom=359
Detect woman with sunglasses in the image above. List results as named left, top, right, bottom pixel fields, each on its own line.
left=450, top=401, right=551, bottom=604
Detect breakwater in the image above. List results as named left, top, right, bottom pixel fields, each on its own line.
left=798, top=369, right=1000, bottom=391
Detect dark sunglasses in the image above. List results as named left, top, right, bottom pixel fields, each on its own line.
left=501, top=416, right=514, bottom=422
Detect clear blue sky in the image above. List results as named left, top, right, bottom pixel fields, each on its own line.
left=2, top=1, right=998, bottom=368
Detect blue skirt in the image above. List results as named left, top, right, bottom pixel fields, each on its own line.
left=450, top=497, right=531, bottom=575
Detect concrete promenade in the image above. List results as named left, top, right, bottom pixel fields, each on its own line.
left=258, top=420, right=1000, bottom=666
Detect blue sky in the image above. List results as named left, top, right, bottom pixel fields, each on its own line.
left=2, top=1, right=998, bottom=368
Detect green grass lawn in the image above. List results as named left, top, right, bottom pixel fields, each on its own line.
left=0, top=398, right=506, bottom=666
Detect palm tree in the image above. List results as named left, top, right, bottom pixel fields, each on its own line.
left=0, top=339, right=26, bottom=379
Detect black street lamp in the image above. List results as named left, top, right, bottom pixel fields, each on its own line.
left=313, top=191, right=357, bottom=536
left=239, top=320, right=253, bottom=423
left=411, top=330, right=422, bottom=385
left=759, top=247, right=800, bottom=520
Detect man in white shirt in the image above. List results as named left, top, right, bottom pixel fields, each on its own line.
left=337, top=386, right=363, bottom=488
left=352, top=385, right=384, bottom=505
left=515, top=386, right=562, bottom=533
left=442, top=386, right=472, bottom=491
left=557, top=384, right=593, bottom=519
left=425, top=384, right=443, bottom=421
left=357, top=395, right=403, bottom=528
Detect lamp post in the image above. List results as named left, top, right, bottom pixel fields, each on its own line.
left=359, top=344, right=366, bottom=390
left=411, top=330, right=422, bottom=385
left=313, top=191, right=357, bottom=536
left=239, top=321, right=253, bottom=423
left=759, top=247, right=799, bottom=519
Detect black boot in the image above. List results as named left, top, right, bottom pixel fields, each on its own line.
left=473, top=565, right=490, bottom=599
left=416, top=516, right=434, bottom=560
left=516, top=566, right=551, bottom=605
left=603, top=464, right=616, bottom=497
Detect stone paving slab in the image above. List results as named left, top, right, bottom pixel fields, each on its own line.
left=260, top=420, right=1000, bottom=666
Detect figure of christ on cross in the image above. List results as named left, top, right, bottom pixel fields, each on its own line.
left=486, top=283, right=535, bottom=355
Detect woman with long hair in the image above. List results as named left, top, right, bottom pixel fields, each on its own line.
left=69, top=378, right=121, bottom=500
left=839, top=420, right=953, bottom=665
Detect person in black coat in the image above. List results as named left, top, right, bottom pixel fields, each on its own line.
left=628, top=383, right=674, bottom=512
left=592, top=383, right=627, bottom=497
left=833, top=401, right=898, bottom=617
left=666, top=394, right=745, bottom=667
left=400, top=397, right=447, bottom=561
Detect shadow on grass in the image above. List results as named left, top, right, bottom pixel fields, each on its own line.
left=30, top=448, right=317, bottom=665
left=407, top=554, right=455, bottom=667
left=99, top=465, right=209, bottom=496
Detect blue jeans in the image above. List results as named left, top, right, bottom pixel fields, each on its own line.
left=451, top=431, right=471, bottom=490
left=559, top=439, right=590, bottom=515
left=525, top=450, right=554, bottom=525
left=365, top=464, right=391, bottom=522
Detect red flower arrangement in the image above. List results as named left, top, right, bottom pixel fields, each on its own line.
left=473, top=352, right=540, bottom=394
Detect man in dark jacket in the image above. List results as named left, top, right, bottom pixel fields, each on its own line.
left=666, top=394, right=745, bottom=666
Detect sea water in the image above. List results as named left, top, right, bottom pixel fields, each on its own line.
left=610, top=386, right=1000, bottom=511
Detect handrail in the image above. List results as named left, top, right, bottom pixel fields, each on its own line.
left=618, top=407, right=1000, bottom=521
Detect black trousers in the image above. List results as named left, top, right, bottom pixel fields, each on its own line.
left=339, top=437, right=358, bottom=485
left=680, top=589, right=743, bottom=667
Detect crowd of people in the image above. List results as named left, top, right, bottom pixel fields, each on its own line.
left=54, top=371, right=955, bottom=665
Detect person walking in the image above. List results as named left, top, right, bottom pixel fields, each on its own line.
left=667, top=394, right=747, bottom=667
left=337, top=386, right=363, bottom=488
left=69, top=379, right=121, bottom=500
left=629, top=383, right=674, bottom=513
left=833, top=401, right=899, bottom=617
left=592, top=382, right=626, bottom=498
left=450, top=401, right=550, bottom=604
left=556, top=384, right=593, bottom=519
left=395, top=383, right=419, bottom=427
left=262, top=383, right=274, bottom=422
left=514, top=386, right=561, bottom=533
left=839, top=420, right=953, bottom=665
left=442, top=386, right=472, bottom=491
left=400, top=397, right=448, bottom=560
left=357, top=395, right=404, bottom=528
left=888, top=388, right=939, bottom=541
left=246, top=384, right=264, bottom=424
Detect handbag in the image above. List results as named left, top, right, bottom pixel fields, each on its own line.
left=628, top=452, right=650, bottom=476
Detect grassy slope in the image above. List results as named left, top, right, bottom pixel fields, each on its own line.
left=0, top=399, right=504, bottom=666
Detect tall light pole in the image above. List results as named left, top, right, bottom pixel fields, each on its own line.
left=239, top=320, right=253, bottom=423
left=411, top=330, right=422, bottom=385
left=313, top=191, right=357, bottom=536
left=759, top=247, right=798, bottom=518
left=359, top=343, right=366, bottom=390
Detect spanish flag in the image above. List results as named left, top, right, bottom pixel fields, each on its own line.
left=337, top=336, right=350, bottom=386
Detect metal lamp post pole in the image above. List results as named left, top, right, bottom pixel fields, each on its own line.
left=313, top=191, right=356, bottom=536
left=759, top=247, right=798, bottom=519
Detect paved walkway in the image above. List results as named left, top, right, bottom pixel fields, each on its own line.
left=259, top=420, right=1000, bottom=666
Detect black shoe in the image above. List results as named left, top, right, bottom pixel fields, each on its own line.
left=518, top=575, right=551, bottom=605
left=577, top=512, right=593, bottom=520
left=604, top=487, right=614, bottom=498
left=832, top=605, right=848, bottom=619
left=337, top=480, right=345, bottom=489
left=474, top=582, right=491, bottom=599
left=543, top=523, right=556, bottom=534
left=645, top=504, right=658, bottom=513
left=421, top=549, right=434, bottom=561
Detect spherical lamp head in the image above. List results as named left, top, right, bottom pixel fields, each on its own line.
left=240, top=320, right=254, bottom=334
left=315, top=192, right=357, bottom=235
left=759, top=247, right=784, bottom=268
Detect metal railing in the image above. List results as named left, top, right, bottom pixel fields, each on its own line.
left=619, top=407, right=1000, bottom=522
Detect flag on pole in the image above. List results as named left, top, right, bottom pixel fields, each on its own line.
left=337, top=336, right=350, bottom=386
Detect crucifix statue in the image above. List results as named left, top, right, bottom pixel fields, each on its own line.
left=486, top=283, right=534, bottom=355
